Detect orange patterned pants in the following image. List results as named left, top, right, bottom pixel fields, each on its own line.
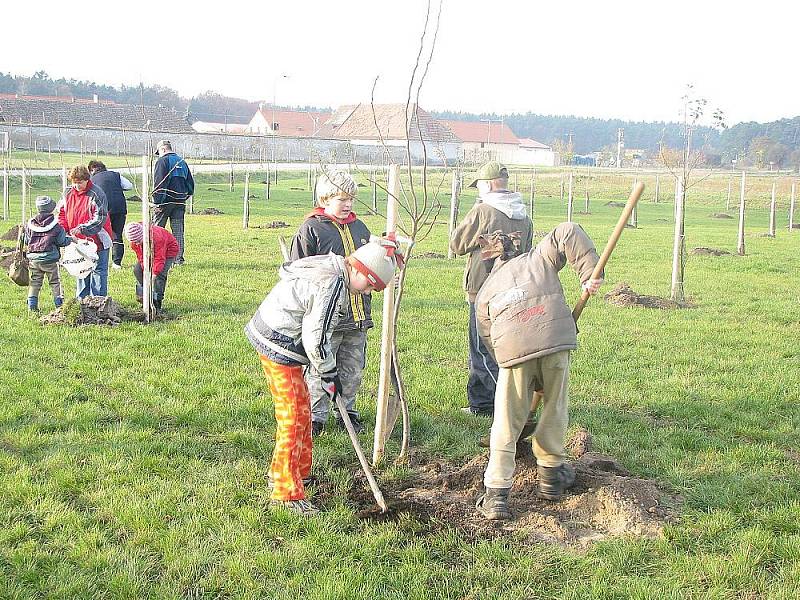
left=259, top=355, right=313, bottom=501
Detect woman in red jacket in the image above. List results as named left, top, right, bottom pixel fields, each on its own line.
left=58, top=165, right=113, bottom=297
left=123, top=221, right=179, bottom=312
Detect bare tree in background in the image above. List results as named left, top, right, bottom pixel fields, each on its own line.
left=660, top=84, right=726, bottom=302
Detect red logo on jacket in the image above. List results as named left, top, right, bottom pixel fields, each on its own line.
left=516, top=305, right=546, bottom=323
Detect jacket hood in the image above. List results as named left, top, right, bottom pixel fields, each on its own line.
left=27, top=213, right=58, bottom=233
left=279, top=253, right=348, bottom=285
left=480, top=191, right=528, bottom=219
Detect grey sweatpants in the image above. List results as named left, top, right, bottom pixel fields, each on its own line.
left=484, top=350, right=571, bottom=489
left=306, top=327, right=367, bottom=423
left=28, top=261, right=63, bottom=301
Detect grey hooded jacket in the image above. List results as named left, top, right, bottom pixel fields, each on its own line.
left=449, top=190, right=533, bottom=301
left=245, top=254, right=350, bottom=375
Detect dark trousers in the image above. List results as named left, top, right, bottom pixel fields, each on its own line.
left=109, top=212, right=126, bottom=266
left=133, top=259, right=174, bottom=303
left=152, top=203, right=185, bottom=263
left=468, top=301, right=499, bottom=411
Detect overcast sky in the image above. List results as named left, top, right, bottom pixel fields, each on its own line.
left=4, top=0, right=797, bottom=126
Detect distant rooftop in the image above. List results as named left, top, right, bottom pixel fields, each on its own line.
left=442, top=119, right=520, bottom=145
left=321, top=104, right=459, bottom=143
left=0, top=93, right=194, bottom=133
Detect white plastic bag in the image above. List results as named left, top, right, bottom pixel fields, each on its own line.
left=61, top=239, right=98, bottom=278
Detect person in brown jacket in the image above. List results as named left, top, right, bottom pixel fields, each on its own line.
left=474, top=222, right=603, bottom=519
left=449, top=161, right=533, bottom=416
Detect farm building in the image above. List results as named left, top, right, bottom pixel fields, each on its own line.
left=0, top=93, right=193, bottom=132
left=442, top=119, right=520, bottom=165
left=320, top=104, right=461, bottom=164
left=516, top=137, right=556, bottom=166
left=246, top=106, right=330, bottom=137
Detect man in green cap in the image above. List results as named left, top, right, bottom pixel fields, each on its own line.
left=449, top=161, right=533, bottom=417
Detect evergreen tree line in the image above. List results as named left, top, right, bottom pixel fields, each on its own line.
left=3, top=72, right=798, bottom=168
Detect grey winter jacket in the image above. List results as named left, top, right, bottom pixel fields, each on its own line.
left=475, top=223, right=600, bottom=368
left=244, top=254, right=350, bottom=375
left=449, top=191, right=533, bottom=302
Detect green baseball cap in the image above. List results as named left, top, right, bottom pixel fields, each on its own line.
left=468, top=161, right=509, bottom=188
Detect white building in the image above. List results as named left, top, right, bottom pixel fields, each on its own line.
left=515, top=138, right=555, bottom=166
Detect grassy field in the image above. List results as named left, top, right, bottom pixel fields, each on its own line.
left=1, top=170, right=799, bottom=598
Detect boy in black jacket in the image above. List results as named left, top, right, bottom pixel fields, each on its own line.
left=290, top=169, right=373, bottom=436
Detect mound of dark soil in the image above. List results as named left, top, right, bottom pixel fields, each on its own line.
left=1, top=225, right=21, bottom=241
left=207, top=187, right=226, bottom=192
left=200, top=207, right=224, bottom=215
left=605, top=201, right=627, bottom=208
left=418, top=251, right=445, bottom=259
left=793, top=224, right=800, bottom=229
left=692, top=247, right=730, bottom=256
left=128, top=195, right=142, bottom=203
left=1, top=246, right=16, bottom=268
left=341, top=429, right=679, bottom=548
left=40, top=296, right=147, bottom=326
left=258, top=220, right=289, bottom=229
left=604, top=282, right=689, bottom=309
left=711, top=213, right=733, bottom=219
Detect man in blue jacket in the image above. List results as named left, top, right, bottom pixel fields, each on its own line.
left=152, top=139, right=194, bottom=265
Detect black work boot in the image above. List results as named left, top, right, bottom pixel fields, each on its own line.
left=475, top=487, right=512, bottom=520
left=537, top=463, right=576, bottom=501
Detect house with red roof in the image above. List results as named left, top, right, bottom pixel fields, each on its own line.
left=442, top=119, right=554, bottom=166
left=247, top=105, right=330, bottom=137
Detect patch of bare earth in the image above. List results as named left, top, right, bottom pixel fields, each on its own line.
left=711, top=212, right=734, bottom=219
left=418, top=251, right=445, bottom=259
left=40, top=296, right=168, bottom=326
left=1, top=225, right=21, bottom=241
left=339, top=429, right=680, bottom=549
left=258, top=220, right=289, bottom=229
left=200, top=207, right=224, bottom=215
left=692, top=247, right=730, bottom=256
left=604, top=282, right=691, bottom=309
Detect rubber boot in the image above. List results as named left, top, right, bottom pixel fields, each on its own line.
left=537, top=462, right=576, bottom=501
left=475, top=486, right=512, bottom=520
left=27, top=297, right=39, bottom=312
left=54, top=296, right=63, bottom=308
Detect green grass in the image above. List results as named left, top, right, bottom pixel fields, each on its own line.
left=1, top=171, right=800, bottom=598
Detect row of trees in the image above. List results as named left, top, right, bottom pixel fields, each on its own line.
left=433, top=111, right=800, bottom=170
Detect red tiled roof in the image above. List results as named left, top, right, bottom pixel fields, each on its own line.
left=442, top=119, right=520, bottom=145
left=255, top=108, right=331, bottom=137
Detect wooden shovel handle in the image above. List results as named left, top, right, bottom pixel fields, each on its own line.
left=572, top=182, right=645, bottom=321
left=532, top=182, right=645, bottom=413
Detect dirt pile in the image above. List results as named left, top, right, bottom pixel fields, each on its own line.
left=604, top=282, right=689, bottom=309
left=40, top=296, right=146, bottom=326
left=1, top=225, right=21, bottom=241
left=418, top=251, right=445, bottom=259
left=127, top=195, right=142, bottom=203
left=200, top=207, right=224, bottom=215
left=343, top=430, right=679, bottom=548
left=711, top=212, right=733, bottom=219
left=692, top=247, right=730, bottom=256
left=258, top=220, right=289, bottom=229
left=605, top=201, right=627, bottom=208
left=1, top=246, right=16, bottom=268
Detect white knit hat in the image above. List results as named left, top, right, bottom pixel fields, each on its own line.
left=349, top=240, right=399, bottom=291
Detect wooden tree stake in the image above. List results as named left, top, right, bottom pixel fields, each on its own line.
left=142, top=156, right=153, bottom=323
left=373, top=164, right=400, bottom=466
left=768, top=181, right=776, bottom=237
left=737, top=171, right=746, bottom=255
left=789, top=182, right=796, bottom=231
left=447, top=170, right=460, bottom=259
left=242, top=170, right=250, bottom=229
